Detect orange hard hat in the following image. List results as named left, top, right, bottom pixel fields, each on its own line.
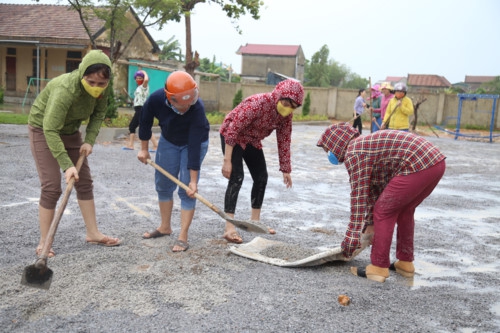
left=165, top=71, right=199, bottom=106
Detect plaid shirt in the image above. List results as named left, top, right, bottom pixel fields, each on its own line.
left=342, top=130, right=446, bottom=257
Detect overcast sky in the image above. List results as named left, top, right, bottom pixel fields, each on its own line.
left=6, top=0, right=500, bottom=83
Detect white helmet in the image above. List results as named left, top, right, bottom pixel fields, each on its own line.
left=394, top=82, right=407, bottom=92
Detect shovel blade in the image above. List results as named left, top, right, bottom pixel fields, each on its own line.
left=226, top=218, right=270, bottom=234
left=20, top=264, right=53, bottom=290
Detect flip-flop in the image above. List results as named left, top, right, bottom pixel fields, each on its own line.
left=142, top=229, right=171, bottom=239
left=171, top=239, right=189, bottom=252
left=122, top=147, right=134, bottom=150
left=86, top=236, right=121, bottom=247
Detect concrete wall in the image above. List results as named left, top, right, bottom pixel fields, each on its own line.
left=198, top=81, right=500, bottom=129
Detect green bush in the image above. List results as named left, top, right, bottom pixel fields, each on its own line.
left=205, top=111, right=226, bottom=124
left=0, top=86, right=4, bottom=104
left=105, top=78, right=118, bottom=120
left=302, top=92, right=311, bottom=116
left=232, top=89, right=243, bottom=108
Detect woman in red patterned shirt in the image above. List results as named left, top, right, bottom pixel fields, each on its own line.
left=317, top=123, right=446, bottom=282
left=220, top=79, right=304, bottom=243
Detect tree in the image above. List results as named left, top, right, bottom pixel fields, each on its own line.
left=304, top=44, right=367, bottom=88
left=67, top=0, right=179, bottom=63
left=302, top=92, right=311, bottom=116
left=197, top=56, right=237, bottom=82
left=170, top=0, right=263, bottom=75
left=232, top=89, right=243, bottom=108
left=304, top=45, right=330, bottom=87
left=476, top=76, right=500, bottom=94
left=341, top=73, right=369, bottom=90
left=157, top=35, right=184, bottom=62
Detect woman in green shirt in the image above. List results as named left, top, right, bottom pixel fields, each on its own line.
left=28, top=50, right=121, bottom=257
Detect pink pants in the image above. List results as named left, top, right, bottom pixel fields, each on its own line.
left=29, top=125, right=94, bottom=209
left=371, top=160, right=446, bottom=267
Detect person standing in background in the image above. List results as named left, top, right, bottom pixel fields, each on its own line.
left=353, top=89, right=368, bottom=134
left=369, top=84, right=382, bottom=132
left=381, top=82, right=414, bottom=131
left=379, top=82, right=395, bottom=121
left=123, top=70, right=158, bottom=150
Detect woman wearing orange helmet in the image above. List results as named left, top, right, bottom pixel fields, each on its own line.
left=137, top=71, right=209, bottom=252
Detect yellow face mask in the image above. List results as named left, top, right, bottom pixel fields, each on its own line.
left=81, top=78, right=107, bottom=98
left=277, top=101, right=294, bottom=117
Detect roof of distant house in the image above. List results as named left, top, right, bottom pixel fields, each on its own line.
left=408, top=74, right=451, bottom=87
left=464, top=75, right=497, bottom=83
left=236, top=44, right=301, bottom=56
left=385, top=76, right=405, bottom=82
left=0, top=4, right=104, bottom=40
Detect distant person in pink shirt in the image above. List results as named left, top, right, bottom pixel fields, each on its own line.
left=379, top=82, right=395, bottom=120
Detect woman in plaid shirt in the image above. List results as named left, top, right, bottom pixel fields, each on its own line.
left=317, top=123, right=446, bottom=282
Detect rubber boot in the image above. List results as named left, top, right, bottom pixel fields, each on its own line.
left=390, top=260, right=415, bottom=278
left=351, top=264, right=390, bottom=283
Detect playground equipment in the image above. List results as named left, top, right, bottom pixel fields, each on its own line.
left=434, top=94, right=499, bottom=143
left=22, top=77, right=51, bottom=108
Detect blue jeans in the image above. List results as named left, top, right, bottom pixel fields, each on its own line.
left=155, top=135, right=209, bottom=210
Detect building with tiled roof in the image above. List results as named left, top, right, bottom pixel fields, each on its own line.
left=236, top=43, right=305, bottom=83
left=407, top=74, right=451, bottom=93
left=0, top=3, right=159, bottom=98
left=464, top=75, right=498, bottom=91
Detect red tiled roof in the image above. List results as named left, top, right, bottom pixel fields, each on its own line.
left=236, top=43, right=301, bottom=56
left=385, top=76, right=404, bottom=82
left=464, top=76, right=497, bottom=83
left=0, top=4, right=105, bottom=41
left=407, top=74, right=451, bottom=87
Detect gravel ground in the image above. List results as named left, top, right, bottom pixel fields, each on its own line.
left=0, top=123, right=499, bottom=332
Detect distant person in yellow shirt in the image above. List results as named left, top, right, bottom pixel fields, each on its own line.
left=381, top=82, right=414, bottom=131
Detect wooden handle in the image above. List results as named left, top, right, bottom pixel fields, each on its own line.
left=147, top=159, right=221, bottom=214
left=39, top=154, right=86, bottom=260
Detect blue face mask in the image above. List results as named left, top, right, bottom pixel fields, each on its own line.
left=328, top=151, right=339, bottom=165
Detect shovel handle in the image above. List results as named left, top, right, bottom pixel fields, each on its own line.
left=38, top=154, right=86, bottom=262
left=147, top=159, right=270, bottom=233
left=147, top=159, right=221, bottom=214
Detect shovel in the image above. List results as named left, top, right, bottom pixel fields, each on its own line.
left=21, top=154, right=85, bottom=290
left=147, top=159, right=270, bottom=234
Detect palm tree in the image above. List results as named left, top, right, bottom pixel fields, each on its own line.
left=157, top=36, right=184, bottom=62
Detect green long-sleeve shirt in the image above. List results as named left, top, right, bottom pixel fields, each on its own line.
left=28, top=50, right=112, bottom=171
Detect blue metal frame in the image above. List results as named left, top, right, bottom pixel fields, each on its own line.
left=435, top=94, right=499, bottom=143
